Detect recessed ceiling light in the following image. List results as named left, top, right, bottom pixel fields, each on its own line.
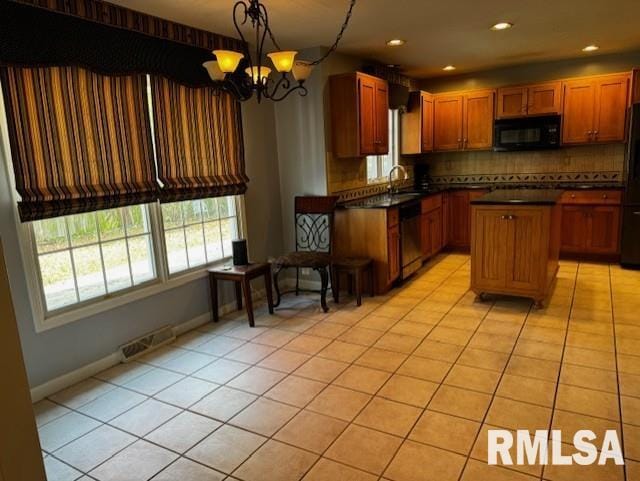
left=443, top=65, right=456, bottom=71
left=582, top=44, right=599, bottom=52
left=386, top=39, right=406, bottom=47
left=491, top=22, right=513, bottom=31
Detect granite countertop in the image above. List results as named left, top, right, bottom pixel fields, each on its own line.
left=470, top=189, right=564, bottom=205
left=339, top=182, right=623, bottom=209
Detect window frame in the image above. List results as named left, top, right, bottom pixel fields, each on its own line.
left=367, top=108, right=400, bottom=184
left=19, top=196, right=246, bottom=332
left=0, top=77, right=247, bottom=333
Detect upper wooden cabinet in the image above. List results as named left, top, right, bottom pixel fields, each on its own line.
left=434, top=94, right=463, bottom=151
left=496, top=82, right=562, bottom=119
left=562, top=73, right=630, bottom=145
left=401, top=91, right=434, bottom=154
left=434, top=90, right=495, bottom=151
left=330, top=72, right=389, bottom=158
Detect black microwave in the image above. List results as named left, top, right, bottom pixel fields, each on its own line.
left=493, top=115, right=561, bottom=151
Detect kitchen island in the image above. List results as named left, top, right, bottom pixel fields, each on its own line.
left=470, top=189, right=563, bottom=307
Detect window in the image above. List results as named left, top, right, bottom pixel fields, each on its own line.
left=29, top=195, right=241, bottom=315
left=32, top=205, right=155, bottom=312
left=367, top=109, right=400, bottom=183
left=161, top=196, right=240, bottom=274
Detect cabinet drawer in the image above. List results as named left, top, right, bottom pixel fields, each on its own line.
left=560, top=190, right=622, bottom=205
left=387, top=208, right=399, bottom=227
left=421, top=194, right=442, bottom=213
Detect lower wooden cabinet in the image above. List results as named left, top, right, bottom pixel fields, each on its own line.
left=447, top=189, right=490, bottom=249
left=471, top=205, right=561, bottom=306
left=334, top=207, right=401, bottom=294
left=560, top=205, right=621, bottom=255
left=421, top=208, right=443, bottom=258
left=559, top=190, right=622, bottom=256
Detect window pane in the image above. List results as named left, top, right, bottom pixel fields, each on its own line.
left=72, top=245, right=106, bottom=301
left=101, top=239, right=132, bottom=292
left=39, top=250, right=77, bottom=310
left=124, top=205, right=149, bottom=236
left=204, top=221, right=223, bottom=261
left=165, top=229, right=188, bottom=273
left=34, top=217, right=69, bottom=253
left=161, top=203, right=183, bottom=229
left=201, top=198, right=219, bottom=221
left=220, top=217, right=238, bottom=257
left=185, top=224, right=206, bottom=267
left=128, top=235, right=155, bottom=285
left=217, top=197, right=236, bottom=218
left=183, top=200, right=202, bottom=225
left=97, top=208, right=125, bottom=241
left=161, top=196, right=240, bottom=275
left=67, top=212, right=98, bottom=247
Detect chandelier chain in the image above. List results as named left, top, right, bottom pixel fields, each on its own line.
left=266, top=0, right=357, bottom=66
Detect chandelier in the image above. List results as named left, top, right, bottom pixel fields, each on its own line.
left=203, top=0, right=357, bottom=102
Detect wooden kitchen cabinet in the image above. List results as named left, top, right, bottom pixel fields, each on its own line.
left=401, top=91, right=434, bottom=154
left=421, top=208, right=443, bottom=258
left=434, top=90, right=494, bottom=151
left=496, top=82, right=562, bottom=119
left=471, top=205, right=561, bottom=306
left=447, top=189, right=490, bottom=249
left=420, top=194, right=443, bottom=258
left=334, top=207, right=400, bottom=294
left=560, top=190, right=622, bottom=256
left=562, top=73, right=630, bottom=145
left=330, top=72, right=389, bottom=158
left=434, top=94, right=463, bottom=151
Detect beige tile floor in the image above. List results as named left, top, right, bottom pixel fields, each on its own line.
left=36, top=253, right=640, bottom=481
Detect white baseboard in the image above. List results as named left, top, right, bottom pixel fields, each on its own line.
left=29, top=291, right=262, bottom=403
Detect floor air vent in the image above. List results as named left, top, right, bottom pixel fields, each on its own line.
left=120, top=325, right=175, bottom=362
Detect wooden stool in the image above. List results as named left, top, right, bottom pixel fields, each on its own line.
left=331, top=258, right=374, bottom=306
left=208, top=263, right=274, bottom=327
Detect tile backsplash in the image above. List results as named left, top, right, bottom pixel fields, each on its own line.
left=426, top=144, right=625, bottom=182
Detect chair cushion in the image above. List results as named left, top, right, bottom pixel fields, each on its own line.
left=273, top=251, right=331, bottom=269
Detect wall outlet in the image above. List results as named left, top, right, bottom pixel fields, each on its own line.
left=301, top=268, right=311, bottom=276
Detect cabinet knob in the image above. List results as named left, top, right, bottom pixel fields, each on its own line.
left=571, top=194, right=576, bottom=199
left=602, top=194, right=608, bottom=199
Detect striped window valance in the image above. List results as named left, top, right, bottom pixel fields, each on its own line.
left=1, top=66, right=157, bottom=221
left=151, top=76, right=248, bottom=202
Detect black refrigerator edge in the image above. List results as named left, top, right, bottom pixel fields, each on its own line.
left=621, top=103, right=640, bottom=267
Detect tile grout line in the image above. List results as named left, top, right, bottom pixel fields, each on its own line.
left=539, top=261, right=580, bottom=481
left=262, top=256, right=471, bottom=480
left=452, top=286, right=535, bottom=481
left=609, top=263, right=628, bottom=481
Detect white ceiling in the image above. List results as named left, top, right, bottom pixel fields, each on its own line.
left=110, top=0, right=640, bottom=78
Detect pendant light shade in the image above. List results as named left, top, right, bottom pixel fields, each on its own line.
left=245, top=66, right=272, bottom=83
left=213, top=50, right=244, bottom=73
left=292, top=60, right=314, bottom=82
left=267, top=51, right=298, bottom=72
left=202, top=61, right=226, bottom=81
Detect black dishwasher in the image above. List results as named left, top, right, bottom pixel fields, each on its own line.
left=399, top=201, right=422, bottom=280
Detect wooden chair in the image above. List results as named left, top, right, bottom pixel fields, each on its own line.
left=272, top=196, right=338, bottom=312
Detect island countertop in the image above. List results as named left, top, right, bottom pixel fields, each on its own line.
left=470, top=189, right=564, bottom=206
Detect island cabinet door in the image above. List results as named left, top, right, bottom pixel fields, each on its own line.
left=471, top=208, right=511, bottom=289
left=507, top=209, right=544, bottom=291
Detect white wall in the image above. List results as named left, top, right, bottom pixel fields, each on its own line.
left=273, top=48, right=363, bottom=252
left=0, top=98, right=284, bottom=387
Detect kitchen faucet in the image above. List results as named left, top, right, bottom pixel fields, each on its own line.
left=387, top=164, right=408, bottom=194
